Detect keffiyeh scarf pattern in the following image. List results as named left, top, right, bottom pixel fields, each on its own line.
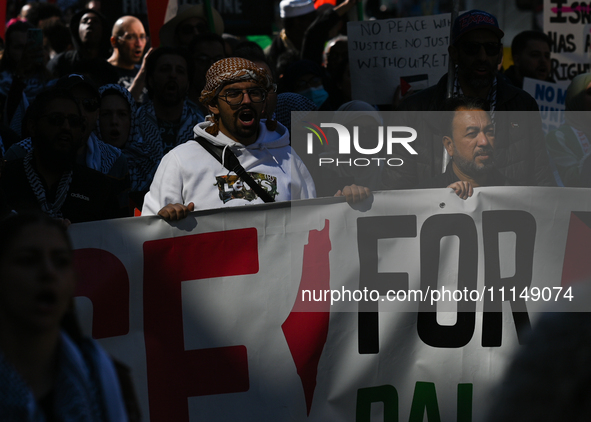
left=199, top=57, right=273, bottom=105
left=15, top=134, right=120, bottom=176
left=0, top=332, right=128, bottom=422
left=133, top=99, right=200, bottom=191
left=23, top=150, right=72, bottom=218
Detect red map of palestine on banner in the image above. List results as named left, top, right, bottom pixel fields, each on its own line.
left=69, top=187, right=591, bottom=421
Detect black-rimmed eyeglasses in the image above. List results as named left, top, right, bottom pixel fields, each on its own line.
left=218, top=88, right=266, bottom=105
left=41, top=113, right=84, bottom=128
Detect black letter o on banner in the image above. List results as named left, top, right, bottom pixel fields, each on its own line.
left=417, top=214, right=477, bottom=348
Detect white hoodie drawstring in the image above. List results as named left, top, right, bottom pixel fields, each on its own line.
left=221, top=144, right=229, bottom=168
left=260, top=144, right=283, bottom=173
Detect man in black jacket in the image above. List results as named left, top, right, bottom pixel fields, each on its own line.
left=503, top=30, right=553, bottom=89
left=1, top=88, right=129, bottom=223
left=46, top=8, right=118, bottom=87
left=419, top=97, right=512, bottom=199
left=394, top=9, right=555, bottom=189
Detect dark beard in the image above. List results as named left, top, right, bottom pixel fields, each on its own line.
left=458, top=64, right=497, bottom=91
left=452, top=146, right=495, bottom=180
left=156, top=83, right=185, bottom=107
left=157, top=94, right=184, bottom=107
left=34, top=137, right=79, bottom=173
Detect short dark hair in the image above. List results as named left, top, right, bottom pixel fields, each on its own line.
left=0, top=211, right=72, bottom=264
left=24, top=88, right=81, bottom=140
left=511, top=30, right=551, bottom=58
left=233, top=41, right=276, bottom=81
left=233, top=41, right=266, bottom=62
left=0, top=21, right=34, bottom=73
left=145, top=46, right=195, bottom=99
left=26, top=2, right=63, bottom=27
left=41, top=19, right=73, bottom=55
left=28, top=88, right=80, bottom=121
left=441, top=97, right=490, bottom=138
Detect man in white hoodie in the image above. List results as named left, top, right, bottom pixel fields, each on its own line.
left=143, top=57, right=369, bottom=219
left=142, top=57, right=321, bottom=219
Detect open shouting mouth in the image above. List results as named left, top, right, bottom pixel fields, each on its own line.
left=238, top=108, right=256, bottom=127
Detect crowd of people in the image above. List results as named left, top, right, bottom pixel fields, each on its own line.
left=0, top=0, right=588, bottom=419
left=0, top=0, right=581, bottom=224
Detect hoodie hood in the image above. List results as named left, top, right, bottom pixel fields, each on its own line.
left=194, top=119, right=290, bottom=150
left=70, top=8, right=112, bottom=59
left=95, top=83, right=139, bottom=147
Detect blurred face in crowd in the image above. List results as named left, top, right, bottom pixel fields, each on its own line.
left=451, top=29, right=502, bottom=90
left=514, top=39, right=551, bottom=82
left=209, top=80, right=266, bottom=145
left=30, top=98, right=86, bottom=169
left=325, top=39, right=348, bottom=70
left=99, top=93, right=131, bottom=149
left=114, top=17, right=148, bottom=67
left=0, top=222, right=75, bottom=333
left=253, top=60, right=276, bottom=120
left=444, top=108, right=495, bottom=179
left=294, top=73, right=322, bottom=93
left=192, top=41, right=225, bottom=91
left=7, top=30, right=27, bottom=67
left=78, top=12, right=102, bottom=46
left=149, top=53, right=189, bottom=106
left=176, top=16, right=208, bottom=48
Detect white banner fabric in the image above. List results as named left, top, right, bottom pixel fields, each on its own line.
left=69, top=187, right=591, bottom=422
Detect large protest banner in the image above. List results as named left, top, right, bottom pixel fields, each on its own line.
left=544, top=0, right=591, bottom=82
left=69, top=188, right=591, bottom=421
left=347, top=14, right=451, bottom=104
left=522, top=77, right=568, bottom=133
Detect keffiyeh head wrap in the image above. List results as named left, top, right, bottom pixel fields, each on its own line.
left=199, top=57, right=273, bottom=105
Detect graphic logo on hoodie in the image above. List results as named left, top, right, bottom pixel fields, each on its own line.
left=215, top=173, right=278, bottom=203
